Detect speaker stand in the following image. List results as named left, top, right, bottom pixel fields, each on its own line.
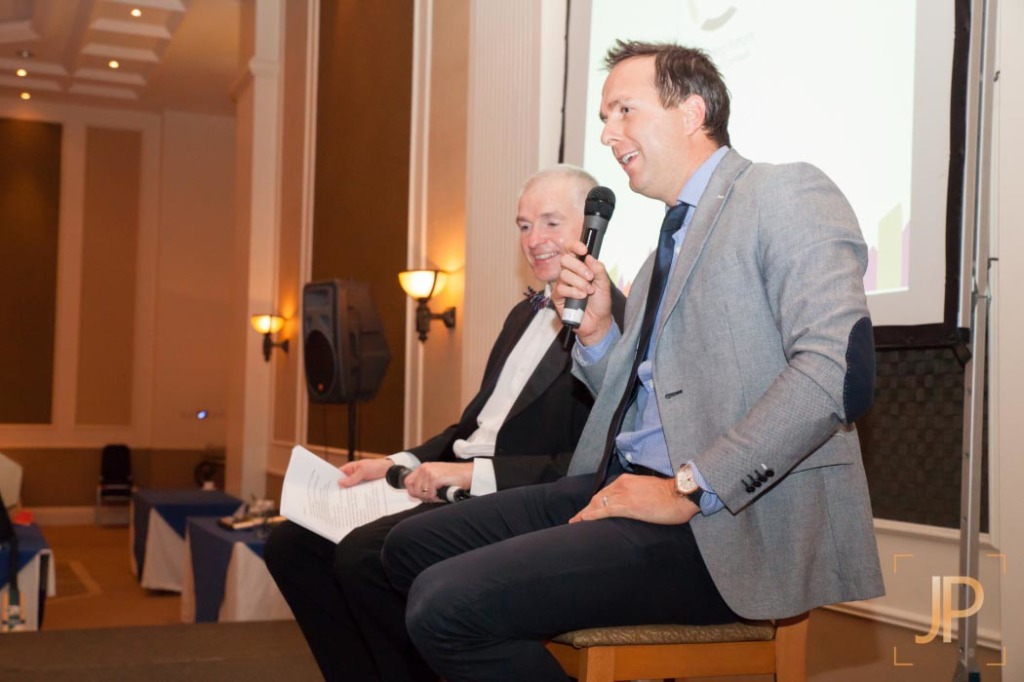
left=347, top=401, right=357, bottom=462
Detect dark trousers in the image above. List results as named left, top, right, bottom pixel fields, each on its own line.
left=263, top=507, right=440, bottom=682
left=381, top=473, right=738, bottom=682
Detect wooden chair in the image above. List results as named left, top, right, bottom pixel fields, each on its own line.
left=546, top=612, right=809, bottom=682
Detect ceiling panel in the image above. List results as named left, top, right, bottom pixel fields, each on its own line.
left=0, top=0, right=238, bottom=115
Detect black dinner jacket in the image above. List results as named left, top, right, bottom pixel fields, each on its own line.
left=408, top=288, right=626, bottom=490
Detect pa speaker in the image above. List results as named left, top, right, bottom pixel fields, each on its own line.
left=302, top=279, right=391, bottom=404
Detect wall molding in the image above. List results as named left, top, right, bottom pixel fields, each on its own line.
left=0, top=101, right=160, bottom=449
left=404, top=0, right=434, bottom=447
left=828, top=600, right=1002, bottom=651
left=461, top=0, right=566, bottom=404
left=863, top=517, right=1003, bottom=651
left=991, top=1, right=1024, bottom=675
left=229, top=0, right=286, bottom=499
left=26, top=506, right=95, bottom=526
left=290, top=0, right=320, bottom=455
left=266, top=438, right=386, bottom=477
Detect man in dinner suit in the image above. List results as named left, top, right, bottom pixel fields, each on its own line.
left=381, top=41, right=885, bottom=682
left=264, top=164, right=626, bottom=682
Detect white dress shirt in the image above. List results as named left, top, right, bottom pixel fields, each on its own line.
left=390, top=290, right=560, bottom=495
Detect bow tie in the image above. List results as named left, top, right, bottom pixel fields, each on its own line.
left=524, top=287, right=551, bottom=312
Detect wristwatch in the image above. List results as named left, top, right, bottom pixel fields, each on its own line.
left=674, top=463, right=704, bottom=507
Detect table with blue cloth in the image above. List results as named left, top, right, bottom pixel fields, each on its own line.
left=1, top=523, right=55, bottom=631
left=131, top=488, right=243, bottom=592
left=180, top=516, right=291, bottom=623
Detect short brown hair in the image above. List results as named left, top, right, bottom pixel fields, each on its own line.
left=605, top=40, right=731, bottom=147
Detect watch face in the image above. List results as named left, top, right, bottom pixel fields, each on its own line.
left=675, top=466, right=698, bottom=495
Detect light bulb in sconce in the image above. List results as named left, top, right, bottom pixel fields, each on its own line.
left=397, top=270, right=456, bottom=342
left=250, top=314, right=289, bottom=361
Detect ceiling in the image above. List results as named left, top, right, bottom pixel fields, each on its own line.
left=0, top=0, right=240, bottom=116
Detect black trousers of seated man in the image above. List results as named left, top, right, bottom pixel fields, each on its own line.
left=380, top=470, right=739, bottom=682
left=263, top=506, right=441, bottom=682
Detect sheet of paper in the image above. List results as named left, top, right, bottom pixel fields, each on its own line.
left=280, top=445, right=421, bottom=544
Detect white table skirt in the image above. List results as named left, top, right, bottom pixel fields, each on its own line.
left=1, top=550, right=56, bottom=631
left=131, top=509, right=186, bottom=592
left=181, top=535, right=292, bottom=623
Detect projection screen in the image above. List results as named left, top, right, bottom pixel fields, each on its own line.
left=563, top=0, right=965, bottom=333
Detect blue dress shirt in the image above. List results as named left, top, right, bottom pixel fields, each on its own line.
left=576, top=145, right=731, bottom=515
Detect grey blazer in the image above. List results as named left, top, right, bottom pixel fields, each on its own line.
left=569, top=150, right=884, bottom=620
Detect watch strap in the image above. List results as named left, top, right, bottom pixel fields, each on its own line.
left=686, top=487, right=704, bottom=507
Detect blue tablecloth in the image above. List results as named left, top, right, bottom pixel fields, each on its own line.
left=0, top=523, right=48, bottom=588
left=132, top=489, right=242, bottom=582
left=186, top=517, right=269, bottom=623
left=1, top=523, right=51, bottom=629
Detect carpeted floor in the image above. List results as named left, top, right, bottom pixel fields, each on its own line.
left=0, top=523, right=320, bottom=681
left=0, top=620, right=320, bottom=681
left=40, top=524, right=182, bottom=630
left=53, top=558, right=102, bottom=601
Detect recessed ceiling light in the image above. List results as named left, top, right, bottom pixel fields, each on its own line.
left=20, top=92, right=31, bottom=100
left=16, top=68, right=27, bottom=77
left=17, top=49, right=34, bottom=59
left=108, top=60, right=120, bottom=69
left=131, top=8, right=142, bottom=17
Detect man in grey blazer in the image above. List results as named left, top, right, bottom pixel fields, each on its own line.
left=381, top=40, right=885, bottom=682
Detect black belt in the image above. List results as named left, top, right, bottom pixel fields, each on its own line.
left=628, top=463, right=671, bottom=479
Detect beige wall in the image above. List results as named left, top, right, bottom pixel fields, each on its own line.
left=413, top=0, right=472, bottom=440
left=151, top=112, right=236, bottom=448
left=224, top=0, right=255, bottom=496
left=271, top=0, right=313, bottom=447
left=458, top=1, right=566, bottom=406
left=0, top=102, right=236, bottom=504
left=2, top=0, right=504, bottom=510
left=992, top=0, right=1024, bottom=671
left=307, top=0, right=414, bottom=455
left=76, top=127, right=141, bottom=426
left=2, top=447, right=222, bottom=506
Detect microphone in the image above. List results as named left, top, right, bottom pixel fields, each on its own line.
left=436, top=485, right=472, bottom=503
left=384, top=464, right=410, bottom=489
left=385, top=465, right=472, bottom=503
left=562, top=186, right=616, bottom=329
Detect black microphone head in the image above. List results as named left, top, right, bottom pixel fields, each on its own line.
left=385, top=465, right=409, bottom=489
left=584, top=186, right=616, bottom=220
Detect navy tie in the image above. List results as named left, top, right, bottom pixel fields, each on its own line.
left=593, top=202, right=689, bottom=489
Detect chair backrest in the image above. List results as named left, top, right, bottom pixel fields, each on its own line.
left=100, top=444, right=133, bottom=485
left=0, top=454, right=23, bottom=510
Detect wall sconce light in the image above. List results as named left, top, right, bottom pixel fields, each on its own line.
left=251, top=314, right=289, bottom=362
left=398, top=270, right=456, bottom=342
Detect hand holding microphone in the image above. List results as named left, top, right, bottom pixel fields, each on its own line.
left=386, top=463, right=472, bottom=503
left=558, top=186, right=616, bottom=346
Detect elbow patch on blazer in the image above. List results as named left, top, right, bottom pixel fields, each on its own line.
left=842, top=316, right=875, bottom=423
